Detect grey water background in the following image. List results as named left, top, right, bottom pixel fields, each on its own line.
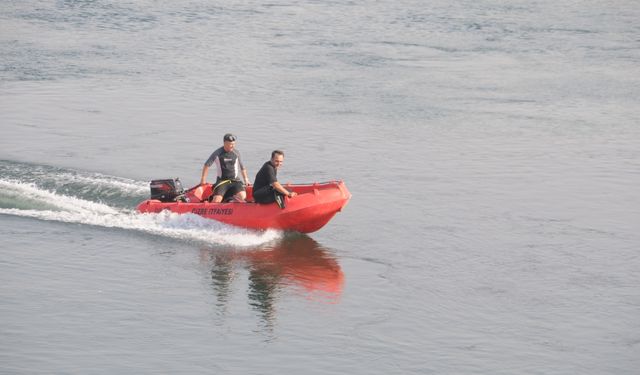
left=1, top=0, right=639, bottom=373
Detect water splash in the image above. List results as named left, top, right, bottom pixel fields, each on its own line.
left=0, top=161, right=281, bottom=246
left=0, top=160, right=148, bottom=208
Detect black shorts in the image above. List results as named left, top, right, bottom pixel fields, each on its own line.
left=253, top=185, right=286, bottom=208
left=253, top=185, right=275, bottom=203
left=213, top=179, right=245, bottom=199
left=253, top=185, right=287, bottom=203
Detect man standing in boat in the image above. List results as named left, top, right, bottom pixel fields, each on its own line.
left=200, top=133, right=250, bottom=202
left=253, top=150, right=297, bottom=208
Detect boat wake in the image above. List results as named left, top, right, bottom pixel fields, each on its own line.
left=0, top=161, right=281, bottom=246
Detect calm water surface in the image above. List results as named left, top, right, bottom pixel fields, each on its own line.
left=1, top=1, right=639, bottom=373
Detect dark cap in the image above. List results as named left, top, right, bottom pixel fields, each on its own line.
left=223, top=133, right=236, bottom=142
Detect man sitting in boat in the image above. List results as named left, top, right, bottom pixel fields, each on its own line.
left=253, top=150, right=297, bottom=208
left=200, top=133, right=251, bottom=203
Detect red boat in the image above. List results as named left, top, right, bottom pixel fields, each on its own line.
left=136, top=180, right=351, bottom=233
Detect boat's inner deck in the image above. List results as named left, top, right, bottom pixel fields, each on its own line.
left=184, top=182, right=341, bottom=203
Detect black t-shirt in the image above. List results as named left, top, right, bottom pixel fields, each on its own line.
left=253, top=161, right=277, bottom=191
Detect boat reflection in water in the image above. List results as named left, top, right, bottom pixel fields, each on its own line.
left=200, top=235, right=344, bottom=326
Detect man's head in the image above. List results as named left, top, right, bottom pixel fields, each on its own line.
left=271, top=150, right=284, bottom=169
left=223, top=133, right=236, bottom=152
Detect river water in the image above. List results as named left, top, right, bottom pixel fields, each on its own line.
left=1, top=1, right=639, bottom=373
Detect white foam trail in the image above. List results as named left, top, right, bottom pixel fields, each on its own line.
left=1, top=162, right=148, bottom=195
left=0, top=179, right=281, bottom=247
left=54, top=172, right=149, bottom=194
left=0, top=180, right=118, bottom=214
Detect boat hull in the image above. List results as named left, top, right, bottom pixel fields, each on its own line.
left=136, top=181, right=351, bottom=233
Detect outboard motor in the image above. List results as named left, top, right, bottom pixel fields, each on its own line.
left=150, top=178, right=184, bottom=202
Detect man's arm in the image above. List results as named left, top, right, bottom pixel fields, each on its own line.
left=242, top=168, right=250, bottom=185
left=201, top=149, right=220, bottom=185
left=200, top=165, right=209, bottom=185
left=272, top=181, right=297, bottom=198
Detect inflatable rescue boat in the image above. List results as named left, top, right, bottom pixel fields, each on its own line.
left=136, top=179, right=351, bottom=233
